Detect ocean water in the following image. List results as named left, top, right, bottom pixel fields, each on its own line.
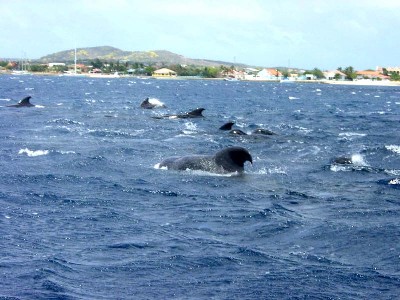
left=0, top=75, right=399, bottom=299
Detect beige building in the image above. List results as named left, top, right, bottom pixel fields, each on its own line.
left=386, top=67, right=400, bottom=75
left=152, top=68, right=177, bottom=77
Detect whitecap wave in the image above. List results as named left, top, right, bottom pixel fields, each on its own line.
left=350, top=154, right=368, bottom=166
left=385, top=169, right=400, bottom=176
left=338, top=132, right=366, bottom=137
left=389, top=178, right=400, bottom=185
left=58, top=150, right=76, bottom=155
left=330, top=165, right=349, bottom=172
left=18, top=148, right=49, bottom=157
left=148, top=98, right=165, bottom=107
left=154, top=163, right=241, bottom=177
left=385, top=145, right=400, bottom=155
left=181, top=122, right=198, bottom=135
left=338, top=132, right=366, bottom=141
left=256, top=166, right=287, bottom=175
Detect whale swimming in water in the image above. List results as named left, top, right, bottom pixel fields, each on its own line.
left=140, top=97, right=166, bottom=109
left=219, top=121, right=235, bottom=131
left=332, top=156, right=353, bottom=165
left=219, top=121, right=276, bottom=136
left=153, top=108, right=205, bottom=119
left=7, top=96, right=35, bottom=107
left=158, top=146, right=252, bottom=174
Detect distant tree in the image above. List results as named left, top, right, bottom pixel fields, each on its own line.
left=303, top=68, right=324, bottom=79
left=390, top=72, right=400, bottom=81
left=30, top=64, right=48, bottom=72
left=343, top=66, right=357, bottom=81
left=144, top=66, right=156, bottom=76
left=312, top=68, right=325, bottom=79
left=280, top=69, right=290, bottom=78
left=202, top=66, right=220, bottom=78
left=50, top=65, right=67, bottom=73
left=334, top=73, right=341, bottom=80
left=91, top=58, right=103, bottom=69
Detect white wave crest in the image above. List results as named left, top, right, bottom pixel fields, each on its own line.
left=385, top=145, right=400, bottom=155
left=389, top=178, right=400, bottom=185
left=18, top=148, right=49, bottom=157
left=154, top=163, right=241, bottom=177
left=338, top=132, right=366, bottom=141
left=350, top=154, right=368, bottom=166
left=385, top=169, right=400, bottom=176
left=58, top=150, right=76, bottom=155
left=330, top=165, right=349, bottom=172
left=339, top=132, right=366, bottom=137
left=256, top=166, right=287, bottom=175
left=148, top=98, right=165, bottom=107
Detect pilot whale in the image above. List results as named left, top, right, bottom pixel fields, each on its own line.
left=153, top=108, right=205, bottom=119
left=158, top=146, right=252, bottom=174
left=7, top=96, right=35, bottom=107
left=219, top=121, right=275, bottom=136
left=140, top=97, right=166, bottom=109
left=332, top=156, right=353, bottom=165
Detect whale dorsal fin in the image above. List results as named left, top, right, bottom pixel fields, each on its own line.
left=19, top=96, right=32, bottom=105
left=219, top=121, right=235, bottom=130
left=187, top=108, right=205, bottom=117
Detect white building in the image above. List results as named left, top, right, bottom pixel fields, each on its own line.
left=323, top=70, right=346, bottom=80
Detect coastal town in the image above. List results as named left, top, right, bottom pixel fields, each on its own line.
left=1, top=53, right=400, bottom=85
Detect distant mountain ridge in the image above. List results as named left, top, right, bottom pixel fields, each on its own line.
left=39, top=46, right=245, bottom=67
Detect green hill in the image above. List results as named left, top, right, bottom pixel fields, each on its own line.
left=39, top=46, right=244, bottom=67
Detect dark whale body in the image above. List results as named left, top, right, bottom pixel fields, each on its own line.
left=153, top=108, right=205, bottom=119
left=252, top=128, right=275, bottom=135
left=332, top=157, right=353, bottom=165
left=230, top=129, right=247, bottom=135
left=229, top=128, right=275, bottom=136
left=159, top=146, right=252, bottom=174
left=219, top=121, right=235, bottom=130
left=7, top=96, right=35, bottom=107
left=219, top=122, right=276, bottom=136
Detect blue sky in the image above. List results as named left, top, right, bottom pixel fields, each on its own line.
left=1, top=0, right=399, bottom=70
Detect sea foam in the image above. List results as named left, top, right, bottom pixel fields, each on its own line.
left=385, top=145, right=400, bottom=155
left=18, top=148, right=49, bottom=157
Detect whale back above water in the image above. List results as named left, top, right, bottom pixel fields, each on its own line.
left=181, top=108, right=205, bottom=118
left=229, top=129, right=247, bottom=135
left=7, top=96, right=34, bottom=107
left=252, top=128, right=276, bottom=135
left=153, top=108, right=205, bottom=119
left=220, top=121, right=276, bottom=136
left=332, top=156, right=353, bottom=165
left=219, top=122, right=235, bottom=131
left=159, top=146, right=252, bottom=174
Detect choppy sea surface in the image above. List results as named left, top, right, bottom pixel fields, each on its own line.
left=0, top=75, right=399, bottom=299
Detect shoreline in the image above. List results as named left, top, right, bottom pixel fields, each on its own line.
left=1, top=71, right=400, bottom=87
left=321, top=79, right=400, bottom=87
